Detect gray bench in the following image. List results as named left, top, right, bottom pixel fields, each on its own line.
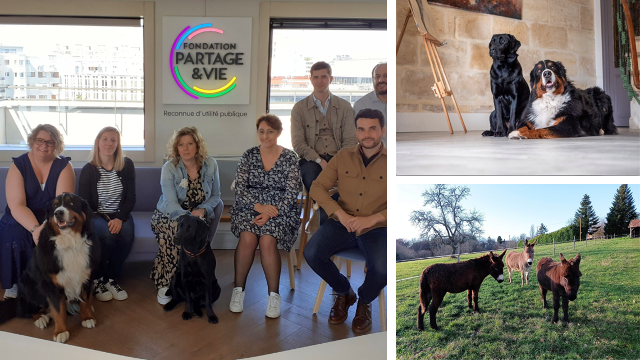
left=0, top=166, right=223, bottom=262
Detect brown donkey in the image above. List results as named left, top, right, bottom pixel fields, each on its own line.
left=417, top=250, right=507, bottom=331
left=505, top=239, right=537, bottom=286
left=536, top=253, right=582, bottom=323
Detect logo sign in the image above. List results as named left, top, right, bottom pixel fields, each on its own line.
left=163, top=17, right=251, bottom=104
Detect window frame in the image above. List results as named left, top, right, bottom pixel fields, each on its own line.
left=0, top=0, right=155, bottom=163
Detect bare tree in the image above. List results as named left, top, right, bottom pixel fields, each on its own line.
left=530, top=224, right=535, bottom=239
left=409, top=184, right=484, bottom=255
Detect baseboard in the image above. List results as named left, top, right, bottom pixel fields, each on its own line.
left=397, top=112, right=490, bottom=132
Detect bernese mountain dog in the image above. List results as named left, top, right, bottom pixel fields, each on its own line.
left=0, top=193, right=100, bottom=343
left=508, top=60, right=617, bottom=139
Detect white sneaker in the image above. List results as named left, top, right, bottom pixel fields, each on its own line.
left=94, top=279, right=113, bottom=302
left=265, top=292, right=281, bottom=318
left=157, top=287, right=171, bottom=305
left=105, top=279, right=128, bottom=301
left=229, top=287, right=245, bottom=313
left=3, top=284, right=18, bottom=299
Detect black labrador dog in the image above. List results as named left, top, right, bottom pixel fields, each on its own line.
left=482, top=34, right=531, bottom=137
left=163, top=214, right=221, bottom=324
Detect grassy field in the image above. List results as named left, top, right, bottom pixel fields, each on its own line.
left=396, top=237, right=640, bottom=359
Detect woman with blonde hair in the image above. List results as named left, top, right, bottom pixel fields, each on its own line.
left=151, top=126, right=223, bottom=304
left=78, top=126, right=136, bottom=301
left=0, top=124, right=75, bottom=299
left=229, top=115, right=301, bottom=318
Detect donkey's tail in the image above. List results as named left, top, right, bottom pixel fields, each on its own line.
left=417, top=273, right=431, bottom=331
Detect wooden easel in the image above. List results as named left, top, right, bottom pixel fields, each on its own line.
left=397, top=1, right=466, bottom=134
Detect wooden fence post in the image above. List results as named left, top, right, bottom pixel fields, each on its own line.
left=573, top=236, right=576, bottom=250
left=457, top=246, right=460, bottom=263
left=553, top=238, right=555, bottom=256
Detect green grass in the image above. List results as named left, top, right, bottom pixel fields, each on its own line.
left=396, top=237, right=640, bottom=359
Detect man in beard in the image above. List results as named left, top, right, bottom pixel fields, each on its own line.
left=304, top=108, right=387, bottom=334
left=353, top=63, right=387, bottom=144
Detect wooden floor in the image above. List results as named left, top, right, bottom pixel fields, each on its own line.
left=0, top=250, right=386, bottom=359
left=396, top=128, right=640, bottom=175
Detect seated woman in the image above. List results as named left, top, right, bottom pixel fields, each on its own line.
left=79, top=126, right=136, bottom=302
left=229, top=114, right=301, bottom=318
left=0, top=124, right=75, bottom=299
left=151, top=126, right=223, bottom=305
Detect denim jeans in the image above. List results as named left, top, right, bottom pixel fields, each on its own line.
left=303, top=219, right=387, bottom=304
left=300, top=158, right=339, bottom=224
left=92, top=214, right=135, bottom=281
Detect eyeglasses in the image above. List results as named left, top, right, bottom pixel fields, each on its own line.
left=35, top=138, right=55, bottom=148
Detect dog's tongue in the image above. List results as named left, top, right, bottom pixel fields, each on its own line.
left=58, top=221, right=68, bottom=227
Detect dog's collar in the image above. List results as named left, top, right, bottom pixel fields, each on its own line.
left=183, top=243, right=208, bottom=258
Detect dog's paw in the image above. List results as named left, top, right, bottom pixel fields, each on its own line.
left=163, top=300, right=178, bottom=312
left=208, top=314, right=219, bottom=324
left=82, top=319, right=96, bottom=328
left=194, top=308, right=203, bottom=318
left=599, top=129, right=604, bottom=135
left=53, top=331, right=70, bottom=343
left=182, top=311, right=193, bottom=320
left=481, top=130, right=494, bottom=137
left=34, top=314, right=51, bottom=329
left=508, top=130, right=526, bottom=139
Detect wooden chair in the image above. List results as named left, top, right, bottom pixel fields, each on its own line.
left=230, top=180, right=296, bottom=290
left=311, top=247, right=386, bottom=332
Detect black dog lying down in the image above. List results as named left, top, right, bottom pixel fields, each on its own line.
left=163, top=214, right=221, bottom=324
left=482, top=34, right=530, bottom=137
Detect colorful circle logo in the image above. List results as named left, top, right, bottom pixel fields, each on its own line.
left=170, top=23, right=237, bottom=99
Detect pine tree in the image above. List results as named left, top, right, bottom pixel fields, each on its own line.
left=604, top=184, right=638, bottom=237
left=538, top=223, right=548, bottom=235
left=497, top=236, right=503, bottom=244
left=573, top=194, right=599, bottom=240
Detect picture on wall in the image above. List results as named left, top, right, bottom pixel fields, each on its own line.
left=426, top=0, right=523, bottom=20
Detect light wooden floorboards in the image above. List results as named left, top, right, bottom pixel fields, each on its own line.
left=397, top=128, right=640, bottom=175
left=0, top=250, right=386, bottom=359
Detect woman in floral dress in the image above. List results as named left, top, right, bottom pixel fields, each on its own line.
left=229, top=115, right=301, bottom=318
left=151, top=127, right=223, bottom=305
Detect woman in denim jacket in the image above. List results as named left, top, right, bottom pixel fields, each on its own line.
left=151, top=127, right=223, bottom=305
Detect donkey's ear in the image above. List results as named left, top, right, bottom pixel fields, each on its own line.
left=574, top=253, right=581, bottom=265
left=560, top=253, right=567, bottom=264
left=532, top=239, right=538, bottom=246
left=489, top=251, right=495, bottom=258
left=525, top=239, right=529, bottom=246
left=499, top=249, right=507, bottom=259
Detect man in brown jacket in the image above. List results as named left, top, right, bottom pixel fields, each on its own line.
left=291, top=61, right=358, bottom=223
left=303, top=108, right=386, bottom=334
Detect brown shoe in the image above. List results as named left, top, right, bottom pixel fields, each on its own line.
left=329, top=290, right=357, bottom=325
left=352, top=300, right=372, bottom=334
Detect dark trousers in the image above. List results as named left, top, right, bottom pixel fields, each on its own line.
left=92, top=214, right=135, bottom=281
left=303, top=219, right=387, bottom=304
left=300, top=157, right=338, bottom=224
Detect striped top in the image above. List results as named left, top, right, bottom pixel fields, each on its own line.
left=97, top=167, right=123, bottom=214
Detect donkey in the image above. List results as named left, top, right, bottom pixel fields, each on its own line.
left=536, top=253, right=582, bottom=323
left=505, top=239, right=537, bottom=286
left=417, top=249, right=507, bottom=331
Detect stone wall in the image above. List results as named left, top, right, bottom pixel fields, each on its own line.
left=397, top=0, right=597, bottom=114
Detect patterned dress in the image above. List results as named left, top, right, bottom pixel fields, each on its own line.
left=230, top=147, right=301, bottom=251
left=150, top=172, right=208, bottom=289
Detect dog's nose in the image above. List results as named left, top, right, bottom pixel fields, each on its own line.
left=542, top=69, right=552, bottom=79
left=55, top=209, right=64, bottom=218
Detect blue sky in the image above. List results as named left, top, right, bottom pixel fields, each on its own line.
left=394, top=184, right=640, bottom=241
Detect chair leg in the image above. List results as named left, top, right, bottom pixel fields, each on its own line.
left=312, top=256, right=340, bottom=314
left=347, top=259, right=351, bottom=277
left=287, top=248, right=295, bottom=290
left=378, top=288, right=386, bottom=331
left=297, top=196, right=313, bottom=270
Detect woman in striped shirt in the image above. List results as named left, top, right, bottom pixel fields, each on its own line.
left=79, top=127, right=136, bottom=302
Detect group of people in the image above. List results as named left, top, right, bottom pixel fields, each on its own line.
left=0, top=60, right=387, bottom=334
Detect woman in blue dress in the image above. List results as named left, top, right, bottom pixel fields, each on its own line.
left=0, top=124, right=76, bottom=299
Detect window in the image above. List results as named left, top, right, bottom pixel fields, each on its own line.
left=19, top=60, right=23, bottom=65
left=28, top=72, right=35, bottom=77
left=19, top=72, right=23, bottom=77
left=268, top=19, right=387, bottom=149
left=0, top=4, right=155, bottom=162
left=26, top=60, right=30, bottom=65
left=3, top=60, right=8, bottom=65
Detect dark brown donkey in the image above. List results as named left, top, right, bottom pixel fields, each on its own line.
left=505, top=239, right=537, bottom=286
left=536, top=253, right=582, bottom=323
left=417, top=250, right=507, bottom=331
